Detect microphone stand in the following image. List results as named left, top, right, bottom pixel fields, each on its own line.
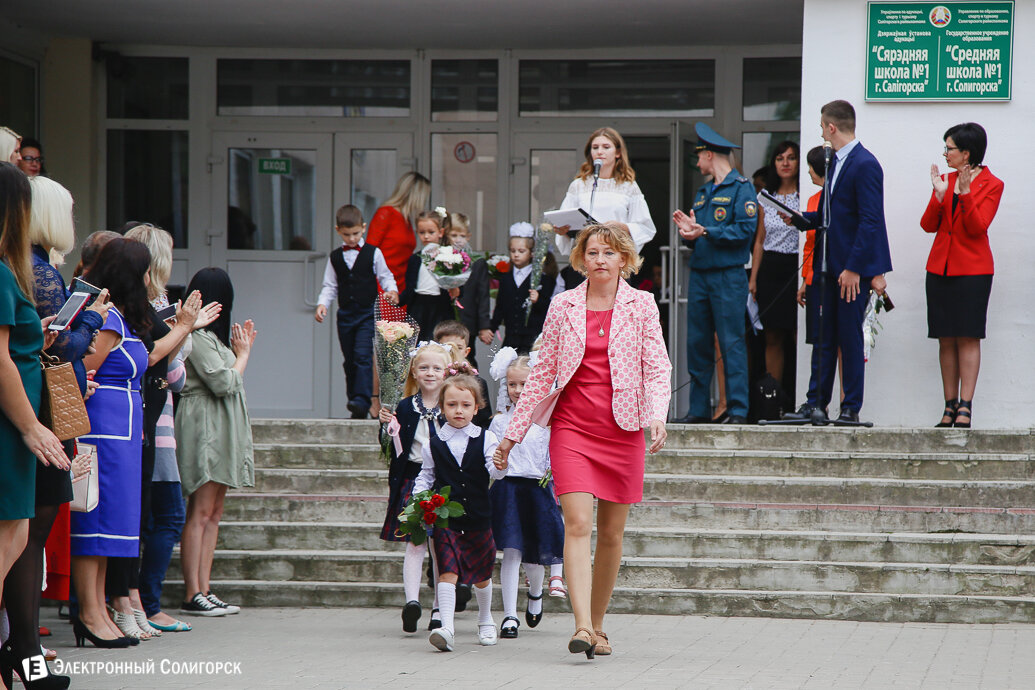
left=760, top=145, right=872, bottom=428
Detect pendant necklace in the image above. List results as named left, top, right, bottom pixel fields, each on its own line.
left=592, top=309, right=612, bottom=338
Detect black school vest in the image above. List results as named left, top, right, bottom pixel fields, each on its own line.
left=429, top=430, right=490, bottom=532
left=330, top=243, right=378, bottom=307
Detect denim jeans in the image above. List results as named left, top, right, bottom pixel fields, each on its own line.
left=138, top=481, right=186, bottom=616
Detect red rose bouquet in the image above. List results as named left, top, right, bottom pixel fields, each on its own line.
left=397, top=487, right=465, bottom=545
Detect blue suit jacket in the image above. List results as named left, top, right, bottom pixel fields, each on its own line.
left=805, top=143, right=893, bottom=278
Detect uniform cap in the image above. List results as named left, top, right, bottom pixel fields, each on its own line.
left=694, top=123, right=740, bottom=154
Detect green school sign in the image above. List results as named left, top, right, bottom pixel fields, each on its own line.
left=866, top=2, right=1013, bottom=101
left=258, top=158, right=292, bottom=175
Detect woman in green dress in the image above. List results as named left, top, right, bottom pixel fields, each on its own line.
left=175, top=267, right=256, bottom=616
left=0, top=162, right=67, bottom=687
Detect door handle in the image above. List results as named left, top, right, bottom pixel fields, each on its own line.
left=658, top=246, right=670, bottom=305
left=303, top=252, right=327, bottom=308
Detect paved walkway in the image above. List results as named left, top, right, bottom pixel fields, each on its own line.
left=39, top=606, right=1035, bottom=689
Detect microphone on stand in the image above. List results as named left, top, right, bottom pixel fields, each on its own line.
left=593, top=159, right=603, bottom=180
left=823, top=140, right=833, bottom=169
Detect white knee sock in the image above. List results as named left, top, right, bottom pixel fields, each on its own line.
left=475, top=581, right=494, bottom=628
left=524, top=564, right=545, bottom=615
left=403, top=542, right=425, bottom=602
left=437, top=582, right=456, bottom=634
left=550, top=563, right=563, bottom=579
left=500, top=549, right=521, bottom=619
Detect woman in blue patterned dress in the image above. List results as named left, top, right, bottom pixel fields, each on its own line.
left=69, top=238, right=152, bottom=648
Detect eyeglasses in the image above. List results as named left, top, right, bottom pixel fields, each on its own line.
left=943, top=146, right=959, bottom=154
left=21, top=156, right=42, bottom=164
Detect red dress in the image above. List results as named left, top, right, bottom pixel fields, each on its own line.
left=549, top=309, right=646, bottom=504
left=366, top=206, right=416, bottom=293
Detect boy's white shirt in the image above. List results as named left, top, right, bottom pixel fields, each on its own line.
left=316, top=239, right=398, bottom=309
left=414, top=423, right=504, bottom=493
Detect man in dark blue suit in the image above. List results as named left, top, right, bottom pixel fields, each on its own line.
left=791, top=100, right=892, bottom=423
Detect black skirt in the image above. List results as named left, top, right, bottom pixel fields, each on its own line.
left=756, top=251, right=799, bottom=331
left=926, top=272, right=993, bottom=339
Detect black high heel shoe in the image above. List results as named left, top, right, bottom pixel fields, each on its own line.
left=0, top=643, right=71, bottom=690
left=72, top=618, right=133, bottom=649
left=935, top=399, right=959, bottom=427
left=525, top=591, right=543, bottom=628
left=954, top=400, right=972, bottom=428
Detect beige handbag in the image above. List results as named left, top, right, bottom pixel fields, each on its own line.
left=70, top=443, right=98, bottom=513
left=39, top=353, right=91, bottom=441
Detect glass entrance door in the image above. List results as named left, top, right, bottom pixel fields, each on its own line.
left=209, top=131, right=335, bottom=418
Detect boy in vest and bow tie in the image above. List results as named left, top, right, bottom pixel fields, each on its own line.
left=315, top=204, right=399, bottom=418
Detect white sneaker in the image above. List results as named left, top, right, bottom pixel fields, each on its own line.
left=478, top=624, right=498, bottom=646
left=206, top=592, right=241, bottom=615
left=429, top=628, right=455, bottom=652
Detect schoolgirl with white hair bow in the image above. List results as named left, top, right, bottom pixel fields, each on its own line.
left=486, top=346, right=566, bottom=640
left=489, top=222, right=559, bottom=353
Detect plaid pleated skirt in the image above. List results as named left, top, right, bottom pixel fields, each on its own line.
left=431, top=527, right=496, bottom=585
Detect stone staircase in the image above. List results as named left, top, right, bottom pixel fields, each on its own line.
left=165, top=420, right=1035, bottom=623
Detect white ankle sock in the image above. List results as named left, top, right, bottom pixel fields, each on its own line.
left=475, top=581, right=494, bottom=628
left=550, top=563, right=563, bottom=578
left=403, top=542, right=425, bottom=602
left=436, top=582, right=456, bottom=633
left=525, top=563, right=545, bottom=615
left=500, top=549, right=521, bottom=619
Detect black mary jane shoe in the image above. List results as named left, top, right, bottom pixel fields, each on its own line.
left=935, top=399, right=959, bottom=428
left=500, top=616, right=520, bottom=639
left=427, top=608, right=441, bottom=631
left=954, top=400, right=972, bottom=428
left=525, top=592, right=544, bottom=628
left=401, top=600, right=421, bottom=633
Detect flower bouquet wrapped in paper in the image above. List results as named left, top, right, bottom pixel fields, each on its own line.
left=422, top=244, right=472, bottom=317
left=397, top=486, right=466, bottom=545
left=486, top=254, right=511, bottom=279
left=862, top=292, right=890, bottom=362
left=524, top=222, right=554, bottom=325
left=374, top=297, right=419, bottom=465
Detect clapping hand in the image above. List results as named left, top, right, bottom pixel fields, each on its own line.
left=193, top=301, right=223, bottom=330
left=957, top=165, right=973, bottom=195
left=175, top=290, right=203, bottom=328
left=931, top=164, right=948, bottom=202
left=673, top=209, right=704, bottom=241
left=231, top=319, right=257, bottom=356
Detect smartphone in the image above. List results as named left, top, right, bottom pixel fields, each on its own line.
left=48, top=292, right=92, bottom=331
left=155, top=304, right=178, bottom=321
left=69, top=277, right=102, bottom=306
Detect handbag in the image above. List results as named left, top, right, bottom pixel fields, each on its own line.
left=39, top=353, right=91, bottom=441
left=70, top=443, right=99, bottom=513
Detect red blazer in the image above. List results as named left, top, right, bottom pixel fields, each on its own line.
left=366, top=206, right=416, bottom=292
left=920, top=167, right=1003, bottom=276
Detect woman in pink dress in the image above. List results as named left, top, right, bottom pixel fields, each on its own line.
left=495, top=222, right=670, bottom=659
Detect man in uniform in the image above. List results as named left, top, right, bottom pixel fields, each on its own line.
left=673, top=123, right=756, bottom=424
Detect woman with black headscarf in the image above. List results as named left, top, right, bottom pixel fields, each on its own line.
left=175, top=267, right=257, bottom=617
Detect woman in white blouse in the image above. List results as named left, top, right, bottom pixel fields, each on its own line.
left=552, top=128, right=656, bottom=264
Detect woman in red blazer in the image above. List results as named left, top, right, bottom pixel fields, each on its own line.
left=365, top=171, right=430, bottom=294
left=921, top=122, right=1003, bottom=428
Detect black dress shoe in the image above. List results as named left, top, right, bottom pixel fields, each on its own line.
left=428, top=608, right=441, bottom=631
left=525, top=592, right=543, bottom=628
left=455, top=584, right=472, bottom=612
left=724, top=415, right=748, bottom=425
left=836, top=409, right=860, bottom=423
left=673, top=413, right=710, bottom=424
left=347, top=402, right=369, bottom=419
left=500, top=616, right=519, bottom=638
left=401, top=600, right=421, bottom=633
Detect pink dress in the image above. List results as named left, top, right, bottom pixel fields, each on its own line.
left=549, top=309, right=646, bottom=504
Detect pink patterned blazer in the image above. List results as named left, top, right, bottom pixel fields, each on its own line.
left=505, top=278, right=672, bottom=442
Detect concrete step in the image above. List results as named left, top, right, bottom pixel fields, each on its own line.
left=649, top=449, right=1034, bottom=481
left=244, top=468, right=1035, bottom=507
left=170, top=549, right=1035, bottom=598
left=221, top=493, right=1035, bottom=535
left=251, top=418, right=1034, bottom=455
left=253, top=442, right=1033, bottom=481
left=213, top=521, right=1035, bottom=566
left=254, top=443, right=384, bottom=470
left=161, top=579, right=1035, bottom=624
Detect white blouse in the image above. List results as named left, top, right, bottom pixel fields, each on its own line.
left=554, top=178, right=656, bottom=256
left=758, top=191, right=800, bottom=255
left=488, top=407, right=551, bottom=480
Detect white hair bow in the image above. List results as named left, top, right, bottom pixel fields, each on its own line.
left=408, top=340, right=451, bottom=359
left=489, top=347, right=519, bottom=382
left=509, top=222, right=535, bottom=238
